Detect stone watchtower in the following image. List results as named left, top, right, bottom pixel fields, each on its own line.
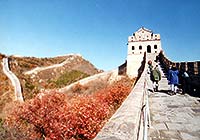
left=127, top=27, right=162, bottom=78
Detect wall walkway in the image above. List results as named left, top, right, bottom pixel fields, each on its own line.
left=2, top=58, right=24, bottom=102
left=147, top=61, right=200, bottom=140
left=95, top=53, right=200, bottom=140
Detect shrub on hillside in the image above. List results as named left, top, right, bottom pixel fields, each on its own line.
left=51, top=70, right=89, bottom=88
left=72, top=83, right=89, bottom=94
left=4, top=78, right=132, bottom=140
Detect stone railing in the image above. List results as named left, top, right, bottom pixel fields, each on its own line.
left=94, top=54, right=147, bottom=140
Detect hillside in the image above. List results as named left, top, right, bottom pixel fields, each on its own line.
left=0, top=53, right=102, bottom=118
left=0, top=53, right=135, bottom=139
left=8, top=54, right=102, bottom=99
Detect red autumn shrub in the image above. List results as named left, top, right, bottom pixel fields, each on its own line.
left=95, top=82, right=132, bottom=109
left=4, top=78, right=132, bottom=140
left=5, top=93, right=69, bottom=139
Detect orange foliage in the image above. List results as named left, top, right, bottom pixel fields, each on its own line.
left=4, top=78, right=132, bottom=140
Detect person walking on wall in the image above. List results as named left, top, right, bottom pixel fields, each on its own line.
left=147, top=60, right=153, bottom=74
left=167, top=65, right=172, bottom=90
left=181, top=70, right=190, bottom=94
left=168, top=64, right=179, bottom=95
left=150, top=65, right=161, bottom=92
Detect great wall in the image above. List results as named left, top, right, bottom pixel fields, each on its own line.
left=1, top=27, right=200, bottom=139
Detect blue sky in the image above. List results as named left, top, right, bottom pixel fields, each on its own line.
left=0, top=0, right=200, bottom=71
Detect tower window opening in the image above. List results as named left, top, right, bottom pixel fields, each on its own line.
left=147, top=45, right=151, bottom=53
left=139, top=45, right=142, bottom=50
left=154, top=45, right=157, bottom=49
left=132, top=46, right=135, bottom=50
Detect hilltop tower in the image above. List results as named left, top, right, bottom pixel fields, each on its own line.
left=127, top=27, right=162, bottom=78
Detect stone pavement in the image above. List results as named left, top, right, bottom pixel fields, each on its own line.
left=147, top=71, right=200, bottom=140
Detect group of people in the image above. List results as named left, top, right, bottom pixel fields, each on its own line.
left=167, top=64, right=190, bottom=95
left=147, top=60, right=190, bottom=95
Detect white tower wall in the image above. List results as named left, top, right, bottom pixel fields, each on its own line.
left=126, top=27, right=162, bottom=78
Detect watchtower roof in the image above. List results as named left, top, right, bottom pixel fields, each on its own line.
left=136, top=27, right=152, bottom=34
left=129, top=27, right=160, bottom=42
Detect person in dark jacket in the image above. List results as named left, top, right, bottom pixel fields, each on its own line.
left=168, top=64, right=179, bottom=95
left=151, top=65, right=161, bottom=92
left=147, top=60, right=153, bottom=74
left=181, top=70, right=190, bottom=94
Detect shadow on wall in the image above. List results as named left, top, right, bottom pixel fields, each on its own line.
left=118, top=52, right=146, bottom=84
left=136, top=52, right=146, bottom=82
left=118, top=61, right=127, bottom=75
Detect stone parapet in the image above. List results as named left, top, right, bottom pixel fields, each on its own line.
left=94, top=67, right=146, bottom=140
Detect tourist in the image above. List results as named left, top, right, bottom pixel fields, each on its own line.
left=150, top=65, right=161, bottom=92
left=167, top=65, right=172, bottom=90
left=147, top=60, right=153, bottom=74
left=167, top=64, right=179, bottom=95
left=181, top=70, right=190, bottom=94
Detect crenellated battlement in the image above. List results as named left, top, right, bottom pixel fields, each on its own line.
left=128, top=27, right=160, bottom=42
left=159, top=51, right=200, bottom=76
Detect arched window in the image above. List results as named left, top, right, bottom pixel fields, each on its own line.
left=147, top=45, right=151, bottom=53
left=139, top=45, right=142, bottom=50
left=154, top=45, right=157, bottom=49
left=132, top=46, right=135, bottom=50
